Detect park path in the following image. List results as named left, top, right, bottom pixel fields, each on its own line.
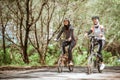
left=0, top=66, right=120, bottom=80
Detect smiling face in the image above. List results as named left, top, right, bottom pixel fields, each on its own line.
left=64, top=20, right=69, bottom=26
left=92, top=19, right=99, bottom=25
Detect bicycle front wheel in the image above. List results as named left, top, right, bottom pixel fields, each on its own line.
left=87, top=53, right=95, bottom=74
left=57, top=57, right=64, bottom=73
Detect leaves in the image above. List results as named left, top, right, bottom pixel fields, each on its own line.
left=0, top=0, right=120, bottom=66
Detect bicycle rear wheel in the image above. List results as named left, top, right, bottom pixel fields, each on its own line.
left=96, top=55, right=103, bottom=73
left=97, top=62, right=103, bottom=73
left=68, top=65, right=73, bottom=72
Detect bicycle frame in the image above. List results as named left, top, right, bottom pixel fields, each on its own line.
left=87, top=35, right=102, bottom=74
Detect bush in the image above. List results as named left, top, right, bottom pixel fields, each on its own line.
left=46, top=44, right=61, bottom=66
left=29, top=53, right=40, bottom=66
left=102, top=51, right=120, bottom=66
left=0, top=48, right=12, bottom=65
left=11, top=52, right=24, bottom=66
left=73, top=48, right=87, bottom=66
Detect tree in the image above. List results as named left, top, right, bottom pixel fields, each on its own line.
left=3, top=0, right=47, bottom=64
left=0, top=1, right=10, bottom=64
left=29, top=0, right=70, bottom=64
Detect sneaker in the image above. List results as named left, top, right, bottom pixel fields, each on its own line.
left=118, top=59, right=120, bottom=62
left=100, top=63, right=105, bottom=70
left=69, top=61, right=73, bottom=66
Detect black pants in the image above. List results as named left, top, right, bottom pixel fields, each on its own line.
left=62, top=40, right=76, bottom=63
left=90, top=40, right=105, bottom=62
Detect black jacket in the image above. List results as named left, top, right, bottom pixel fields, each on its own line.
left=57, top=25, right=75, bottom=41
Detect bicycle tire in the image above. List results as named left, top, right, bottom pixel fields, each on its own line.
left=97, top=64, right=103, bottom=73
left=87, top=66, right=92, bottom=74
left=87, top=53, right=95, bottom=74
left=57, top=58, right=63, bottom=73
left=68, top=65, right=73, bottom=72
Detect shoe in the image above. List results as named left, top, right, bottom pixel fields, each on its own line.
left=100, top=63, right=105, bottom=70
left=69, top=61, right=73, bottom=66
left=118, top=59, right=120, bottom=62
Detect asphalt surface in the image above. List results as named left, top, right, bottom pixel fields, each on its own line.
left=0, top=66, right=120, bottom=80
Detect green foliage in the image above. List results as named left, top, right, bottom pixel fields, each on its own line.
left=11, top=53, right=24, bottom=66
left=10, top=52, right=40, bottom=66
left=0, top=46, right=120, bottom=66
left=10, top=48, right=24, bottom=66
left=73, top=48, right=87, bottom=66
left=29, top=53, right=40, bottom=66
left=27, top=45, right=35, bottom=54
left=46, top=44, right=60, bottom=66
left=102, top=51, right=120, bottom=66
left=46, top=54, right=58, bottom=66
left=0, top=48, right=11, bottom=65
left=0, top=0, right=120, bottom=67
left=73, top=50, right=87, bottom=66
left=73, top=47, right=120, bottom=66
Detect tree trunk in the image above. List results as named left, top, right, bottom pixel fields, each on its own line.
left=2, top=23, right=6, bottom=64
left=39, top=51, right=46, bottom=65
left=36, top=48, right=45, bottom=65
left=22, top=0, right=30, bottom=64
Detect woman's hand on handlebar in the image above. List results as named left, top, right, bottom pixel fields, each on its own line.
left=84, top=33, right=88, bottom=38
left=54, top=38, right=58, bottom=41
left=67, top=37, right=71, bottom=41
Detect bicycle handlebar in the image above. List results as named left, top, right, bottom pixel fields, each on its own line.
left=54, top=38, right=70, bottom=42
left=88, top=35, right=98, bottom=40
left=88, top=35, right=95, bottom=38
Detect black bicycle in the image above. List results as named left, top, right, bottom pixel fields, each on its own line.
left=87, top=35, right=103, bottom=74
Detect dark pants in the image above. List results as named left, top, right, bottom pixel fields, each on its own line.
left=62, top=40, right=76, bottom=63
left=90, top=40, right=105, bottom=62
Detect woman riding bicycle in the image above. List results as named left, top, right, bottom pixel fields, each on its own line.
left=85, top=16, right=105, bottom=70
left=55, top=18, right=76, bottom=66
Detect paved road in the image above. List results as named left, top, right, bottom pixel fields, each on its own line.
left=0, top=66, right=120, bottom=80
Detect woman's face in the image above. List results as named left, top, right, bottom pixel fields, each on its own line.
left=64, top=20, right=69, bottom=25
left=93, top=19, right=99, bottom=25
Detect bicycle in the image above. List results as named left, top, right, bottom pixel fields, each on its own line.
left=87, top=35, right=103, bottom=74
left=56, top=39, right=74, bottom=73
